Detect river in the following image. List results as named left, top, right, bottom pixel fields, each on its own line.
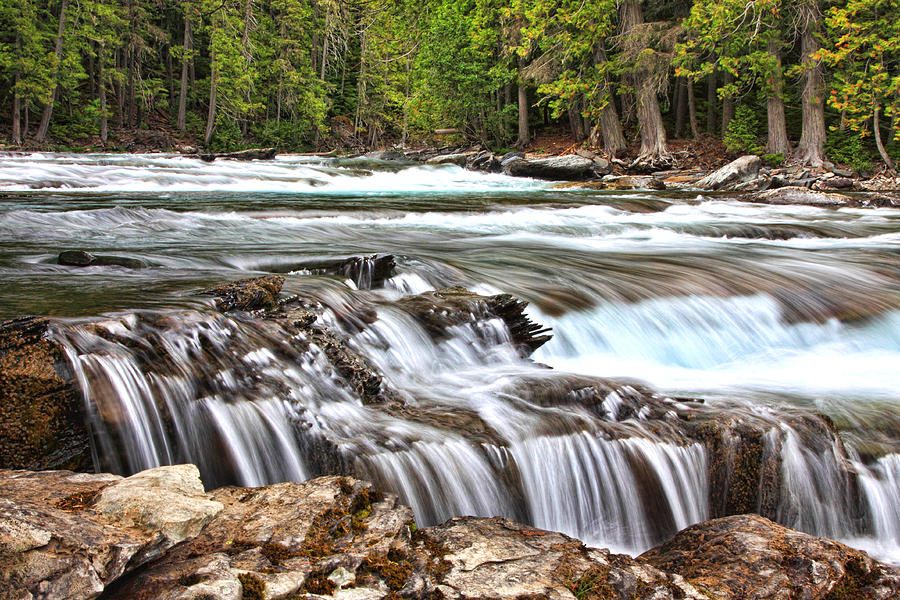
left=1, top=152, right=899, bottom=563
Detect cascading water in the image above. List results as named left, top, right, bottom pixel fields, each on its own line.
left=2, top=152, right=900, bottom=563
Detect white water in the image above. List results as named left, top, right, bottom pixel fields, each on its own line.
left=3, top=153, right=900, bottom=563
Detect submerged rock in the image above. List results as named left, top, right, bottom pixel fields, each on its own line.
left=58, top=250, right=146, bottom=269
left=750, top=186, right=851, bottom=208
left=284, top=254, right=396, bottom=289
left=695, top=155, right=761, bottom=191
left=641, top=514, right=900, bottom=599
left=0, top=317, right=88, bottom=471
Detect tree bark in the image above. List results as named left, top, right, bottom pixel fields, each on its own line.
left=569, top=104, right=586, bottom=141
left=796, top=0, right=826, bottom=167
left=99, top=46, right=108, bottom=144
left=516, top=59, right=530, bottom=148
left=721, top=72, right=734, bottom=137
left=205, top=49, right=217, bottom=146
left=11, top=78, right=22, bottom=146
left=873, top=103, right=894, bottom=171
left=593, top=44, right=626, bottom=157
left=621, top=0, right=668, bottom=162
left=177, top=18, right=191, bottom=132
left=674, top=77, right=687, bottom=138
left=34, top=0, right=69, bottom=142
left=687, top=76, right=699, bottom=139
left=706, top=73, right=716, bottom=134
left=765, top=38, right=790, bottom=155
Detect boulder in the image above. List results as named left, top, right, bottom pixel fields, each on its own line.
left=466, top=151, right=501, bottom=173
left=281, top=254, right=396, bottom=289
left=749, top=186, right=851, bottom=208
left=0, top=465, right=221, bottom=600
left=695, top=155, right=761, bottom=190
left=425, top=153, right=471, bottom=166
left=640, top=514, right=900, bottom=600
left=394, top=287, right=552, bottom=356
left=503, top=155, right=595, bottom=180
left=0, top=317, right=89, bottom=471
left=198, top=148, right=277, bottom=162
left=58, top=250, right=146, bottom=269
left=362, top=150, right=409, bottom=162
left=200, top=275, right=285, bottom=312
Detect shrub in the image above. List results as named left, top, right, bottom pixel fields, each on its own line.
left=723, top=105, right=764, bottom=155
left=825, top=128, right=874, bottom=174
left=762, top=153, right=785, bottom=167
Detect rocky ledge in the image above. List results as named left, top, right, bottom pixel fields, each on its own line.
left=2, top=464, right=898, bottom=600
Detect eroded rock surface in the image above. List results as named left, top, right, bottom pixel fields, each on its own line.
left=640, top=514, right=900, bottom=599
left=695, top=155, right=761, bottom=191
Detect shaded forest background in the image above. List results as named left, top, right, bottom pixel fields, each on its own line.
left=1, top=0, right=898, bottom=170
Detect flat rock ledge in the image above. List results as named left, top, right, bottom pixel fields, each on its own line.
left=2, top=465, right=898, bottom=600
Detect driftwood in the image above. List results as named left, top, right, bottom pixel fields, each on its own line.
left=197, top=147, right=277, bottom=162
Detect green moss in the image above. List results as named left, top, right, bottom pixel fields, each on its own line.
left=569, top=566, right=614, bottom=600
left=237, top=572, right=266, bottom=600
left=825, top=558, right=881, bottom=600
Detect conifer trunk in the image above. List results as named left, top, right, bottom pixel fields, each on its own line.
left=177, top=18, right=191, bottom=132
left=796, top=0, right=826, bottom=166
left=34, top=0, right=69, bottom=143
left=766, top=39, right=790, bottom=155
left=874, top=103, right=894, bottom=171
left=687, top=77, right=699, bottom=139
left=516, top=58, right=529, bottom=148
left=594, top=44, right=626, bottom=157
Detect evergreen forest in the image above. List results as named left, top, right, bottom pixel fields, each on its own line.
left=1, top=0, right=899, bottom=169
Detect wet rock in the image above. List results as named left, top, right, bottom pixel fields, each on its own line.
left=394, top=287, right=551, bottom=355
left=201, top=275, right=285, bottom=312
left=640, top=514, right=900, bottom=600
left=0, top=317, right=89, bottom=470
left=466, top=151, right=501, bottom=173
left=363, top=149, right=409, bottom=162
left=750, top=186, right=851, bottom=208
left=58, top=250, right=147, bottom=269
left=502, top=155, right=595, bottom=180
left=599, top=175, right=666, bottom=190
left=284, top=254, right=396, bottom=289
left=425, top=153, right=472, bottom=166
left=198, top=148, right=277, bottom=162
left=695, top=155, right=761, bottom=191
left=500, top=151, right=525, bottom=166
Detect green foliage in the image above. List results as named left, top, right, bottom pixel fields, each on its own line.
left=208, top=116, right=243, bottom=152
left=723, top=105, right=764, bottom=154
left=762, top=153, right=785, bottom=167
left=825, top=129, right=874, bottom=173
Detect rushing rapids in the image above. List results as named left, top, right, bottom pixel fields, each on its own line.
left=2, top=152, right=900, bottom=563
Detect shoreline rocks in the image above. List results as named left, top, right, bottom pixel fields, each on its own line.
left=2, top=465, right=898, bottom=600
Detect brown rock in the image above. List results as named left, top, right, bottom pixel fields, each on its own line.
left=0, top=317, right=89, bottom=471
left=200, top=275, right=285, bottom=312
left=640, top=514, right=900, bottom=600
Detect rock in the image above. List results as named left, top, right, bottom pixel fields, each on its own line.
left=0, top=317, right=89, bottom=470
left=198, top=148, right=277, bottom=162
left=817, top=176, right=855, bottom=190
left=200, top=275, right=285, bottom=312
left=749, top=186, right=851, bottom=208
left=0, top=466, right=220, bottom=600
left=503, top=155, right=595, bottom=180
left=58, top=250, right=146, bottom=269
left=500, top=151, right=525, bottom=166
left=362, top=150, right=409, bottom=162
left=832, top=165, right=855, bottom=178
left=599, top=175, right=665, bottom=190
left=425, top=516, right=707, bottom=600
left=466, top=151, right=500, bottom=173
left=282, top=254, right=396, bottom=289
left=592, top=156, right=612, bottom=176
left=425, top=153, right=471, bottom=166
left=695, top=155, right=761, bottom=190
left=640, top=515, right=900, bottom=600
left=92, top=464, right=224, bottom=554
left=394, top=287, right=552, bottom=356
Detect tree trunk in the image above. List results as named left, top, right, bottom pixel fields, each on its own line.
left=593, top=44, right=626, bottom=157
left=796, top=0, right=826, bottom=167
left=205, top=49, right=217, bottom=146
left=34, top=0, right=69, bottom=142
left=99, top=46, right=108, bottom=144
left=721, top=72, right=734, bottom=137
left=687, top=76, right=699, bottom=139
left=873, top=103, right=894, bottom=171
left=11, top=79, right=22, bottom=146
left=765, top=39, right=790, bottom=155
left=516, top=60, right=529, bottom=148
left=569, top=104, right=586, bottom=141
left=320, top=10, right=330, bottom=80
left=621, top=0, right=668, bottom=162
left=177, top=18, right=191, bottom=132
left=706, top=73, right=716, bottom=134
left=674, top=77, right=687, bottom=138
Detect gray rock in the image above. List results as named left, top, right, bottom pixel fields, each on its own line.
left=500, top=151, right=525, bottom=166
left=695, top=155, right=761, bottom=190
left=362, top=150, right=408, bottom=162
left=749, top=186, right=850, bottom=207
left=503, top=155, right=595, bottom=180
left=425, top=153, right=471, bottom=166
left=58, top=250, right=146, bottom=269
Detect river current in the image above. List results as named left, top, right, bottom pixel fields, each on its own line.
left=2, top=153, right=899, bottom=563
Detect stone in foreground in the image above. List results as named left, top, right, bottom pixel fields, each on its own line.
left=695, top=155, right=761, bottom=190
